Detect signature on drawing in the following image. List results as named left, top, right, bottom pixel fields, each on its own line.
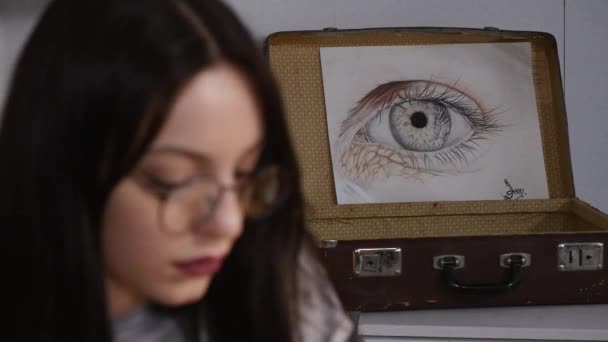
left=503, top=179, right=526, bottom=200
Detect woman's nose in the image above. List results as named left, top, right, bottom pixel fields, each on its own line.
left=196, top=187, right=244, bottom=239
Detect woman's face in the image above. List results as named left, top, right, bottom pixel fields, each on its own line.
left=102, top=63, right=263, bottom=317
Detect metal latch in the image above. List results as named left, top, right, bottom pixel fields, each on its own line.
left=500, top=253, right=531, bottom=268
left=318, top=240, right=338, bottom=248
left=353, top=248, right=402, bottom=277
left=558, top=242, right=604, bottom=271
left=433, top=255, right=465, bottom=270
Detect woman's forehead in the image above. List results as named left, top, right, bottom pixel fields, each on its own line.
left=150, top=63, right=264, bottom=165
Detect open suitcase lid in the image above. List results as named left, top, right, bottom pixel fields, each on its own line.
left=266, top=27, right=607, bottom=241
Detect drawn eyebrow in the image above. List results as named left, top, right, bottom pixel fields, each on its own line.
left=339, top=81, right=407, bottom=138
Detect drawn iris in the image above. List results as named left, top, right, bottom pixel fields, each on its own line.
left=389, top=101, right=451, bottom=151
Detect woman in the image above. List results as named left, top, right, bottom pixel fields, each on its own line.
left=0, top=0, right=352, bottom=341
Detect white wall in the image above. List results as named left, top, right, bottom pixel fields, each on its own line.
left=0, top=2, right=42, bottom=111
left=1, top=0, right=606, bottom=213
left=225, top=0, right=565, bottom=75
left=564, top=0, right=608, bottom=214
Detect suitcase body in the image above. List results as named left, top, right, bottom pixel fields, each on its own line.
left=266, top=27, right=608, bottom=311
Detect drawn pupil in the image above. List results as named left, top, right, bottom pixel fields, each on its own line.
left=410, top=111, right=428, bottom=128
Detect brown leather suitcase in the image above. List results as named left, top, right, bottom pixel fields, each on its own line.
left=266, top=27, right=608, bottom=311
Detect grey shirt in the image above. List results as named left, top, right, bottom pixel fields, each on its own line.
left=112, top=249, right=353, bottom=342
left=112, top=303, right=205, bottom=342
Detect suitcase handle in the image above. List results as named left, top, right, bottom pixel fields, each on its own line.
left=436, top=254, right=528, bottom=295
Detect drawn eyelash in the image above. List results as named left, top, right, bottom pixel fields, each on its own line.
left=335, top=80, right=503, bottom=182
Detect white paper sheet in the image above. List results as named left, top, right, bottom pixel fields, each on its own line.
left=320, top=43, right=549, bottom=204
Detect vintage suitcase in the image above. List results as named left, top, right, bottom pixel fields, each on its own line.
left=266, top=27, right=608, bottom=311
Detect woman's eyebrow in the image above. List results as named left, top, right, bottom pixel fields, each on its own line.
left=146, top=146, right=212, bottom=166
left=239, top=139, right=265, bottom=158
left=148, top=139, right=265, bottom=163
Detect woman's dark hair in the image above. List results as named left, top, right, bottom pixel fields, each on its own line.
left=1, top=0, right=309, bottom=341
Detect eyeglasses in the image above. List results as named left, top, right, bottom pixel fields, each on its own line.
left=137, top=165, right=288, bottom=233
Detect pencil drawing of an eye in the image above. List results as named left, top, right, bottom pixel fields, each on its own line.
left=335, top=80, right=502, bottom=182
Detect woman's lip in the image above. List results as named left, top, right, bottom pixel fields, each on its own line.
left=173, top=256, right=225, bottom=276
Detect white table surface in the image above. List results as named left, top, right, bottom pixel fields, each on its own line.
left=357, top=304, right=608, bottom=341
